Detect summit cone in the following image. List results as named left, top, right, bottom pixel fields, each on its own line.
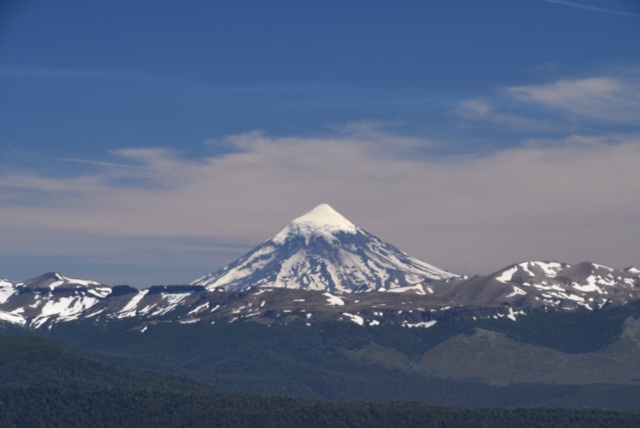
left=192, top=204, right=458, bottom=292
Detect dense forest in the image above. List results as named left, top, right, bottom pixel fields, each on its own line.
left=34, top=310, right=640, bottom=411
left=1, top=387, right=639, bottom=428
left=0, top=335, right=213, bottom=392
left=2, top=307, right=640, bottom=426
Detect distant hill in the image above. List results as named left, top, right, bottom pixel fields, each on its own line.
left=0, top=335, right=212, bottom=392
left=43, top=306, right=640, bottom=412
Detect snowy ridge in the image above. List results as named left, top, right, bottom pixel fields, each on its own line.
left=0, top=273, right=208, bottom=328
left=16, top=272, right=109, bottom=296
left=0, top=310, right=26, bottom=326
left=0, top=204, right=638, bottom=331
left=192, top=204, right=458, bottom=292
left=0, top=260, right=639, bottom=330
left=0, top=272, right=111, bottom=328
left=438, top=261, right=640, bottom=311
left=105, top=287, right=199, bottom=320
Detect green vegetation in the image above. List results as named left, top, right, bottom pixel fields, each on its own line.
left=37, top=314, right=640, bottom=412
left=475, top=301, right=640, bottom=353
left=0, top=335, right=212, bottom=391
left=0, top=388, right=638, bottom=427
left=1, top=302, right=638, bottom=422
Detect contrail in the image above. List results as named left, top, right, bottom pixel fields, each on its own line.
left=543, top=0, right=640, bottom=18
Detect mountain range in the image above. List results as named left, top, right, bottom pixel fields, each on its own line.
left=3, top=204, right=640, bottom=412
left=1, top=204, right=638, bottom=330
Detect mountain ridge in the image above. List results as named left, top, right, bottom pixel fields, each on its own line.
left=0, top=205, right=638, bottom=330
left=0, top=259, right=638, bottom=330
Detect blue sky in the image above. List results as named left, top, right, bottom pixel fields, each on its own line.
left=1, top=0, right=639, bottom=286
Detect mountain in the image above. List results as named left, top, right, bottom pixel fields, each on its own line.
left=434, top=261, right=640, bottom=312
left=3, top=207, right=640, bottom=414
left=0, top=205, right=638, bottom=331
left=192, top=203, right=458, bottom=292
left=0, top=272, right=114, bottom=329
left=1, top=261, right=638, bottom=331
left=0, top=275, right=208, bottom=329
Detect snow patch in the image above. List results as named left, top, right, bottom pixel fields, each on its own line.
left=323, top=292, right=345, bottom=306
left=506, top=307, right=526, bottom=321
left=496, top=266, right=518, bottom=283
left=519, top=262, right=535, bottom=277
left=59, top=274, right=101, bottom=287
left=149, top=292, right=193, bottom=316
left=0, top=281, right=16, bottom=304
left=187, top=302, right=210, bottom=315
left=116, top=289, right=148, bottom=318
left=342, top=312, right=364, bottom=326
left=532, top=261, right=564, bottom=277
left=386, top=284, right=426, bottom=294
left=0, top=310, right=26, bottom=326
left=402, top=320, right=437, bottom=329
left=31, top=296, right=100, bottom=327
left=87, top=287, right=112, bottom=298
left=505, top=286, right=527, bottom=298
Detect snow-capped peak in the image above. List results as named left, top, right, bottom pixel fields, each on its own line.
left=193, top=204, right=458, bottom=292
left=272, top=203, right=358, bottom=244
left=17, top=272, right=101, bottom=289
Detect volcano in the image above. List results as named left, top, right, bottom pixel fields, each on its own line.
left=192, top=204, right=458, bottom=292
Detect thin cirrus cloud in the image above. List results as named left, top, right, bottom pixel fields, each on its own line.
left=507, top=76, right=640, bottom=123
left=454, top=99, right=554, bottom=132
left=455, top=74, right=640, bottom=127
left=2, top=128, right=639, bottom=278
left=542, top=0, right=640, bottom=19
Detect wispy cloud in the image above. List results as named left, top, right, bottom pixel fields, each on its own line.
left=1, top=125, right=639, bottom=283
left=543, top=0, right=640, bottom=18
left=3, top=69, right=640, bottom=285
left=454, top=99, right=554, bottom=131
left=507, top=75, right=640, bottom=123
left=455, top=72, right=640, bottom=129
